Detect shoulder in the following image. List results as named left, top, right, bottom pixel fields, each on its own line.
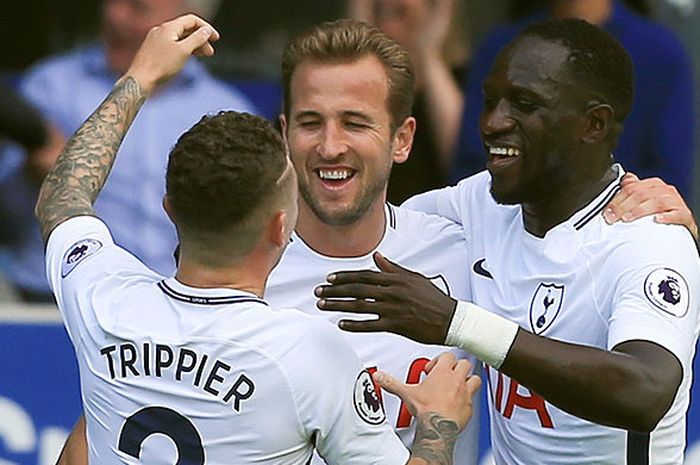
left=392, top=204, right=464, bottom=240
left=265, top=309, right=361, bottom=383
left=46, top=216, right=160, bottom=294
left=599, top=217, right=699, bottom=273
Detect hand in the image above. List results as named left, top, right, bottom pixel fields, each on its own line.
left=414, top=0, right=454, bottom=59
left=373, top=352, right=481, bottom=430
left=315, top=252, right=457, bottom=344
left=603, top=173, right=698, bottom=240
left=123, top=14, right=220, bottom=94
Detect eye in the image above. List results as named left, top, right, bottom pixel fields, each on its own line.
left=513, top=98, right=538, bottom=114
left=483, top=95, right=498, bottom=110
left=345, top=121, right=369, bottom=130
left=297, top=120, right=320, bottom=130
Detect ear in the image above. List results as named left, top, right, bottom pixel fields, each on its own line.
left=279, top=114, right=288, bottom=138
left=391, top=116, right=416, bottom=165
left=162, top=196, right=175, bottom=222
left=267, top=210, right=289, bottom=249
left=581, top=103, right=614, bottom=144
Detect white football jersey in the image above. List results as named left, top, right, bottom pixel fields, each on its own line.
left=405, top=167, right=700, bottom=464
left=46, top=216, right=410, bottom=465
left=267, top=204, right=479, bottom=465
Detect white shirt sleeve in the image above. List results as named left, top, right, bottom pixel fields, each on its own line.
left=606, top=224, right=700, bottom=370
left=401, top=171, right=490, bottom=227
left=45, top=216, right=156, bottom=347
left=285, top=317, right=410, bottom=465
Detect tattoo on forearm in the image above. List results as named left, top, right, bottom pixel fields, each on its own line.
left=411, top=413, right=460, bottom=465
left=36, top=77, right=146, bottom=242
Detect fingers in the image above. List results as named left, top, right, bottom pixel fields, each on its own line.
left=372, top=370, right=407, bottom=398
left=454, top=359, right=473, bottom=379
left=315, top=282, right=385, bottom=300
left=317, top=297, right=378, bottom=313
left=430, top=352, right=458, bottom=376
left=465, top=373, right=482, bottom=396
left=605, top=176, right=683, bottom=224
left=337, top=318, right=392, bottom=333
left=620, top=172, right=639, bottom=185
left=326, top=269, right=395, bottom=286
left=373, top=252, right=416, bottom=275
left=655, top=211, right=699, bottom=240
left=424, top=356, right=439, bottom=373
left=167, top=14, right=220, bottom=42
left=177, top=25, right=218, bottom=56
left=126, top=14, right=219, bottom=93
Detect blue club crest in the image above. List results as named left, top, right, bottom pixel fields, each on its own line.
left=529, top=283, right=565, bottom=335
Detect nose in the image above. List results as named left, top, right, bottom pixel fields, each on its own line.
left=317, top=121, right=347, bottom=160
left=480, top=99, right=516, bottom=136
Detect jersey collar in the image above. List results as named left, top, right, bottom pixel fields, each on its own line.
left=569, top=163, right=624, bottom=231
left=158, top=278, right=268, bottom=306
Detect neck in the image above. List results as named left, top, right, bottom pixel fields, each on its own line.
left=522, top=164, right=617, bottom=237
left=175, top=254, right=270, bottom=298
left=551, top=0, right=613, bottom=25
left=294, top=200, right=386, bottom=257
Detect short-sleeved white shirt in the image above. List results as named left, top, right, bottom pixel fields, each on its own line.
left=46, top=216, right=409, bottom=465
left=405, top=167, right=700, bottom=464
left=267, top=204, right=480, bottom=465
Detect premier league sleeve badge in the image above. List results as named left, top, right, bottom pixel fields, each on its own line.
left=353, top=370, right=386, bottom=425
left=61, top=238, right=103, bottom=277
left=644, top=268, right=690, bottom=317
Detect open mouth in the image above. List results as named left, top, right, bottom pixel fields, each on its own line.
left=315, top=168, right=356, bottom=190
left=487, top=145, right=521, bottom=168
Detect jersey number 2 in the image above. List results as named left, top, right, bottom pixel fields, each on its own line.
left=118, top=406, right=205, bottom=464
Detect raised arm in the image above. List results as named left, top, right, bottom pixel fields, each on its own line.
left=35, top=14, right=219, bottom=243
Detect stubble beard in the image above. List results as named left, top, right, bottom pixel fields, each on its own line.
left=298, top=169, right=391, bottom=227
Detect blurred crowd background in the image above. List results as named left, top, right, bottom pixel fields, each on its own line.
left=0, top=0, right=698, bottom=304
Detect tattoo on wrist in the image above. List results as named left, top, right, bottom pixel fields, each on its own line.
left=36, top=77, right=145, bottom=242
left=411, top=413, right=460, bottom=465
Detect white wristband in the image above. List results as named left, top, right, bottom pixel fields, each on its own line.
left=445, top=301, right=519, bottom=369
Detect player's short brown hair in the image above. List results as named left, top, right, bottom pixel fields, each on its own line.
left=166, top=111, right=288, bottom=256
left=282, top=19, right=415, bottom=133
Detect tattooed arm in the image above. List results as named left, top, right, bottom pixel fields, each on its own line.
left=375, top=353, right=481, bottom=465
left=35, top=14, right=220, bottom=243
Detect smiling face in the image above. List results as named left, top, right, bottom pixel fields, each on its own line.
left=481, top=36, right=589, bottom=206
left=282, top=55, right=413, bottom=226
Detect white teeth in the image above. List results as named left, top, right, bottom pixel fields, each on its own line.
left=318, top=169, right=351, bottom=180
left=489, top=146, right=520, bottom=157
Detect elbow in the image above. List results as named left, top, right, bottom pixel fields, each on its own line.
left=619, top=381, right=678, bottom=433
left=625, top=410, right=664, bottom=433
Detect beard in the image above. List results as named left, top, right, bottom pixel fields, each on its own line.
left=298, top=168, right=391, bottom=226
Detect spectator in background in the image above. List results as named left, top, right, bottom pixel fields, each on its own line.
left=452, top=0, right=695, bottom=203
left=0, top=81, right=48, bottom=156
left=0, top=82, right=51, bottom=249
left=0, top=0, right=256, bottom=302
left=349, top=0, right=469, bottom=204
